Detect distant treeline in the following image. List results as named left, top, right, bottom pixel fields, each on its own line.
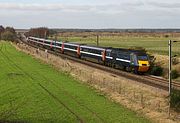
left=17, top=28, right=180, bottom=33
left=24, top=27, right=180, bottom=38
left=25, top=27, right=56, bottom=38
left=53, top=28, right=180, bottom=33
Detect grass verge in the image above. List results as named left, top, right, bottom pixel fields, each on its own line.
left=0, top=42, right=150, bottom=122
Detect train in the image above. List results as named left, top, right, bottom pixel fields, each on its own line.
left=27, top=36, right=150, bottom=74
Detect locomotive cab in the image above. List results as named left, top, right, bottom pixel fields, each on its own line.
left=131, top=53, right=150, bottom=73
left=137, top=54, right=150, bottom=72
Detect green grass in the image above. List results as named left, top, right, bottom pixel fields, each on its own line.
left=56, top=36, right=180, bottom=56
left=0, top=42, right=150, bottom=122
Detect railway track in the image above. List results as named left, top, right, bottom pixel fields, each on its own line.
left=143, top=75, right=180, bottom=90
left=19, top=35, right=180, bottom=91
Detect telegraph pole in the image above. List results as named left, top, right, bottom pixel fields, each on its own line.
left=97, top=35, right=99, bottom=46
left=168, top=40, right=172, bottom=116
left=44, top=30, right=47, bottom=39
left=168, top=40, right=180, bottom=116
left=169, top=40, right=172, bottom=96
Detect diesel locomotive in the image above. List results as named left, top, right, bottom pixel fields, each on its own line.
left=27, top=37, right=150, bottom=73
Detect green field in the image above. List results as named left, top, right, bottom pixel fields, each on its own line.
left=0, top=42, right=150, bottom=123
left=57, top=36, right=180, bottom=56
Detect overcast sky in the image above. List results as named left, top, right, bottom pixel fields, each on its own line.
left=0, top=0, right=180, bottom=29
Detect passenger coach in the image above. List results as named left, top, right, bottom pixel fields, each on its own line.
left=27, top=37, right=150, bottom=74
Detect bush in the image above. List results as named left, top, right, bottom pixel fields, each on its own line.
left=164, top=34, right=169, bottom=38
left=150, top=66, right=163, bottom=76
left=5, top=27, right=16, bottom=34
left=1, top=31, right=16, bottom=41
left=170, top=90, right=180, bottom=112
left=171, top=70, right=179, bottom=79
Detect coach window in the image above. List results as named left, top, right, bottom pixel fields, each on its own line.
left=67, top=45, right=70, bottom=49
left=83, top=48, right=88, bottom=52
left=94, top=50, right=98, bottom=54
left=131, top=55, right=135, bottom=62
left=124, top=55, right=130, bottom=60
left=106, top=52, right=111, bottom=56
left=74, top=46, right=76, bottom=49
left=117, top=53, right=123, bottom=59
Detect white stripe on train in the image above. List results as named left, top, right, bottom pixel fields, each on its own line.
left=29, top=39, right=130, bottom=62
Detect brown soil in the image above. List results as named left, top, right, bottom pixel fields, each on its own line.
left=14, top=42, right=180, bottom=123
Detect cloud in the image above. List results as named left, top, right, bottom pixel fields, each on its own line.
left=0, top=3, right=65, bottom=11
left=147, top=1, right=180, bottom=9
left=0, top=2, right=144, bottom=13
left=1, top=1, right=180, bottom=28
left=0, top=3, right=99, bottom=12
left=0, top=1, right=180, bottom=14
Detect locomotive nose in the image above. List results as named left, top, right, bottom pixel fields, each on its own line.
left=138, top=60, right=150, bottom=72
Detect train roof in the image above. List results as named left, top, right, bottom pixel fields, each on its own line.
left=28, top=36, right=147, bottom=54
left=64, top=42, right=82, bottom=45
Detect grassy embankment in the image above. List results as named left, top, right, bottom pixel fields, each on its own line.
left=0, top=41, right=150, bottom=122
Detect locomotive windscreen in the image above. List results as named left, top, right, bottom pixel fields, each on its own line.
left=137, top=55, right=148, bottom=61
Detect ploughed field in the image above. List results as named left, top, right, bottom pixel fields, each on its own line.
left=57, top=36, right=180, bottom=57
left=0, top=42, right=150, bottom=123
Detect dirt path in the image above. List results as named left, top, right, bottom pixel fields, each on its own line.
left=15, top=43, right=180, bottom=123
